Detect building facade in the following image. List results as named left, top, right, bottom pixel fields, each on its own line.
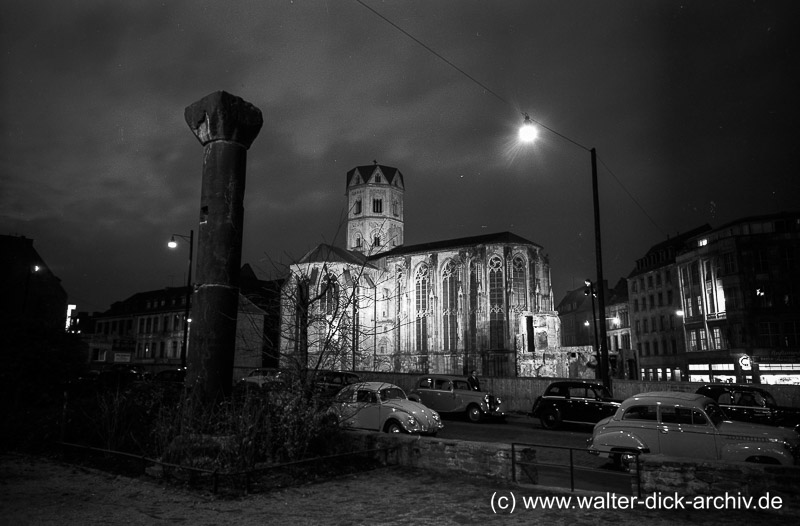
left=279, top=163, right=572, bottom=378
left=1, top=234, right=68, bottom=333
left=627, top=225, right=712, bottom=381
left=86, top=265, right=282, bottom=375
left=676, top=213, right=800, bottom=384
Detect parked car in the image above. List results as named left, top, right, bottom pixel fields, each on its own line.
left=331, top=381, right=443, bottom=435
left=531, top=380, right=621, bottom=430
left=237, top=368, right=285, bottom=390
left=696, top=384, right=800, bottom=433
left=154, top=368, right=186, bottom=384
left=588, top=391, right=800, bottom=468
left=407, top=374, right=506, bottom=423
left=96, top=364, right=150, bottom=391
left=313, top=370, right=361, bottom=399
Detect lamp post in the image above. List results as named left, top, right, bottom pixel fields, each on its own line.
left=168, top=230, right=193, bottom=369
left=585, top=279, right=600, bottom=378
left=520, top=115, right=611, bottom=391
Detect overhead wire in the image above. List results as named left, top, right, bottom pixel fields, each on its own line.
left=354, top=0, right=667, bottom=237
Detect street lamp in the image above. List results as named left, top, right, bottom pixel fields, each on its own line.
left=585, top=279, right=601, bottom=379
left=520, top=116, right=610, bottom=391
left=168, top=230, right=193, bottom=369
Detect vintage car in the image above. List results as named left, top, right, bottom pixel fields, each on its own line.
left=531, top=380, right=621, bottom=430
left=237, top=368, right=284, bottom=389
left=588, top=391, right=800, bottom=468
left=314, top=370, right=361, bottom=399
left=407, top=374, right=506, bottom=423
left=331, top=382, right=443, bottom=435
left=696, top=384, right=800, bottom=433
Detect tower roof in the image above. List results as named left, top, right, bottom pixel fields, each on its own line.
left=346, top=164, right=404, bottom=189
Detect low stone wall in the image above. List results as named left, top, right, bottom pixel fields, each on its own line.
left=346, top=430, right=518, bottom=481
left=347, top=430, right=800, bottom=513
left=639, top=455, right=800, bottom=512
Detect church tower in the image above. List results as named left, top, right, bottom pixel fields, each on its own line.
left=346, top=162, right=404, bottom=255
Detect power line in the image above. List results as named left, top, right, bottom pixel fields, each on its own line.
left=354, top=0, right=667, bottom=237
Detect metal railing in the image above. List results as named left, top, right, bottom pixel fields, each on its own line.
left=511, top=442, right=641, bottom=497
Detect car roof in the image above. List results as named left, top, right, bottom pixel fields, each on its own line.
left=624, top=391, right=711, bottom=406
left=698, top=384, right=770, bottom=393
left=547, top=380, right=605, bottom=388
left=415, top=375, right=468, bottom=381
left=349, top=381, right=401, bottom=390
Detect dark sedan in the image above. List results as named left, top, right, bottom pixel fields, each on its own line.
left=531, top=380, right=621, bottom=430
left=696, top=384, right=800, bottom=433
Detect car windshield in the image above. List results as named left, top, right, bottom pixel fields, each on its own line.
left=379, top=387, right=407, bottom=401
left=703, top=402, right=725, bottom=426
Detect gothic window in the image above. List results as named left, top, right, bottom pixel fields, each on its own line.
left=442, top=260, right=461, bottom=352
left=373, top=199, right=383, bottom=213
left=392, top=199, right=399, bottom=216
left=415, top=265, right=429, bottom=352
left=511, top=255, right=527, bottom=310
left=468, top=260, right=481, bottom=351
left=488, top=255, right=505, bottom=349
left=353, top=199, right=362, bottom=215
left=320, top=274, right=339, bottom=315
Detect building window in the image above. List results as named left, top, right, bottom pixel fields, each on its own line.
left=468, top=261, right=481, bottom=352
left=320, top=274, right=339, bottom=315
left=373, top=199, right=382, bottom=213
left=511, top=256, right=527, bottom=310
left=353, top=199, right=362, bottom=215
left=711, top=327, right=724, bottom=349
left=392, top=199, right=399, bottom=216
left=442, top=260, right=460, bottom=352
left=758, top=322, right=780, bottom=347
left=415, top=265, right=430, bottom=352
left=373, top=235, right=381, bottom=247
left=488, top=256, right=505, bottom=349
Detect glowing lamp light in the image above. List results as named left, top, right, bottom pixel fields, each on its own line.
left=518, top=113, right=538, bottom=143
left=168, top=236, right=178, bottom=249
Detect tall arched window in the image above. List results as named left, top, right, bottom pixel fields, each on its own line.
left=442, top=260, right=460, bottom=352
left=488, top=255, right=505, bottom=349
left=415, top=265, right=429, bottom=352
left=511, top=255, right=527, bottom=310
left=320, top=274, right=339, bottom=315
left=468, top=260, right=481, bottom=352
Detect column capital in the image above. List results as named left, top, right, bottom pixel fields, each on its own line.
left=185, top=91, right=263, bottom=149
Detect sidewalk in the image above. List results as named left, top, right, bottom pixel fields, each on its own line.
left=0, top=452, right=791, bottom=525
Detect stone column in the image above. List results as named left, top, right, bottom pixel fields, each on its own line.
left=184, top=91, right=263, bottom=400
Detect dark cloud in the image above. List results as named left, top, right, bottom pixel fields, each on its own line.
left=1, top=0, right=798, bottom=312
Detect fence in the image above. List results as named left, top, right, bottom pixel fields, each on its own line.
left=512, top=442, right=641, bottom=496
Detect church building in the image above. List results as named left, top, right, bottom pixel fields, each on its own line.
left=279, top=163, right=573, bottom=377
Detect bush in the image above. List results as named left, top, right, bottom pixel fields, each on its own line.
left=60, top=380, right=344, bottom=472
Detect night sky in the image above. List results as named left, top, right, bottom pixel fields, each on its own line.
left=2, top=1, right=798, bottom=314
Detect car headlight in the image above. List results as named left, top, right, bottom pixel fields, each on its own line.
left=406, top=415, right=417, bottom=426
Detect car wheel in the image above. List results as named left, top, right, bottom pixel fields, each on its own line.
left=385, top=420, right=404, bottom=433
left=611, top=451, right=637, bottom=471
left=467, top=405, right=482, bottom=423
left=540, top=409, right=561, bottom=430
